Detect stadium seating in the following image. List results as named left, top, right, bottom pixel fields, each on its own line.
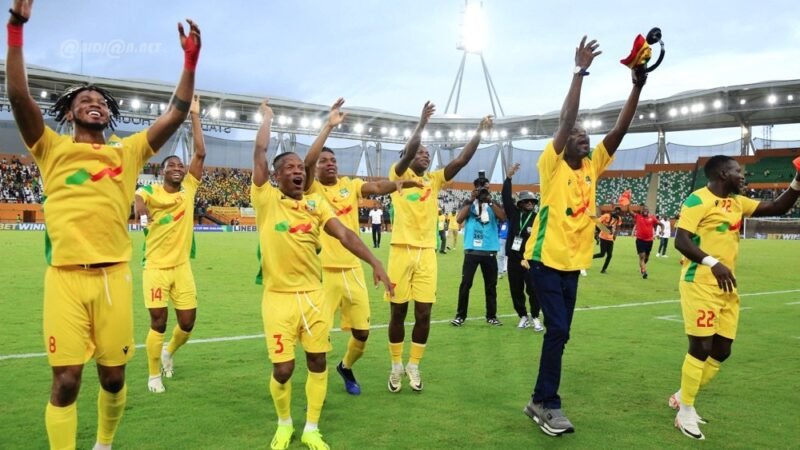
left=656, top=171, right=693, bottom=217
left=744, top=156, right=796, bottom=183
left=596, top=175, right=650, bottom=206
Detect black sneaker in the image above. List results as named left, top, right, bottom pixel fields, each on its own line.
left=450, top=317, right=465, bottom=327
left=336, top=361, right=361, bottom=395
left=487, top=318, right=503, bottom=326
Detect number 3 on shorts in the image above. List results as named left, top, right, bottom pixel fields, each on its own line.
left=696, top=309, right=716, bottom=328
left=273, top=334, right=284, bottom=354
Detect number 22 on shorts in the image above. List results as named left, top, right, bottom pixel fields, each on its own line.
left=696, top=309, right=716, bottom=328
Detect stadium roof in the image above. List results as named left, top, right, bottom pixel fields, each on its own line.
left=2, top=61, right=799, bottom=145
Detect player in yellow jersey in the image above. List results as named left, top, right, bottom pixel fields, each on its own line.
left=386, top=101, right=493, bottom=393
left=134, top=95, right=206, bottom=394
left=669, top=155, right=800, bottom=440
left=447, top=210, right=460, bottom=250
left=521, top=36, right=647, bottom=437
left=252, top=100, right=394, bottom=450
left=303, top=98, right=421, bottom=397
left=6, top=2, right=201, bottom=448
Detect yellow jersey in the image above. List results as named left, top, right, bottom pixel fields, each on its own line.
left=307, top=177, right=365, bottom=269
left=448, top=214, right=459, bottom=230
left=524, top=140, right=613, bottom=270
left=136, top=173, right=200, bottom=269
left=27, top=126, right=154, bottom=266
left=251, top=182, right=336, bottom=292
left=677, top=187, right=759, bottom=285
left=438, top=214, right=446, bottom=231
left=388, top=164, right=447, bottom=248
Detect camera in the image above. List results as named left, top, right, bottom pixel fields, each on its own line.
left=473, top=170, right=491, bottom=202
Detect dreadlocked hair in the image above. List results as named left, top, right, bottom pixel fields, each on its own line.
left=49, top=84, right=121, bottom=130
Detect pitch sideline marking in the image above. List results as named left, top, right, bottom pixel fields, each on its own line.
left=2, top=288, right=798, bottom=362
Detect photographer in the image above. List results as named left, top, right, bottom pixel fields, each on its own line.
left=501, top=163, right=543, bottom=331
left=451, top=172, right=507, bottom=326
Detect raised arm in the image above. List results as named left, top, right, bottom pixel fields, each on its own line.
left=187, top=95, right=206, bottom=179
left=134, top=194, right=150, bottom=224
left=602, top=68, right=647, bottom=156
left=252, top=100, right=274, bottom=187
left=361, top=179, right=423, bottom=196
left=6, top=1, right=44, bottom=147
left=443, top=115, right=493, bottom=181
left=553, top=36, right=601, bottom=153
left=303, top=98, right=346, bottom=190
left=502, top=163, right=519, bottom=216
left=752, top=172, right=800, bottom=217
left=324, top=218, right=395, bottom=297
left=394, top=101, right=435, bottom=176
left=146, top=19, right=201, bottom=152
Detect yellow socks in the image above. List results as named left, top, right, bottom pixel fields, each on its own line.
left=270, top=375, right=292, bottom=421
left=700, top=357, right=721, bottom=387
left=166, top=325, right=191, bottom=355
left=45, top=402, right=77, bottom=450
left=408, top=342, right=426, bottom=366
left=389, top=342, right=403, bottom=365
left=680, top=354, right=705, bottom=406
left=305, top=370, right=328, bottom=425
left=342, top=337, right=366, bottom=369
left=146, top=329, right=165, bottom=377
left=96, top=384, right=127, bottom=446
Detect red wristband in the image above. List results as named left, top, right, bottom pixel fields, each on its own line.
left=7, top=23, right=23, bottom=48
left=183, top=36, right=199, bottom=71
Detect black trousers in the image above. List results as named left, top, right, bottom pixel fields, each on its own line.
left=508, top=254, right=540, bottom=318
left=439, top=230, right=447, bottom=253
left=456, top=251, right=498, bottom=320
left=658, top=237, right=669, bottom=255
left=372, top=224, right=382, bottom=247
left=592, top=239, right=614, bottom=272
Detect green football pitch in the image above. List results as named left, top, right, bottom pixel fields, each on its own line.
left=1, top=231, right=798, bottom=449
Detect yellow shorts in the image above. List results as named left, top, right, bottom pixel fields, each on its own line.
left=142, top=261, right=197, bottom=310
left=43, top=263, right=136, bottom=367
left=323, top=267, right=371, bottom=331
left=261, top=290, right=331, bottom=363
left=384, top=245, right=437, bottom=304
left=679, top=281, right=740, bottom=339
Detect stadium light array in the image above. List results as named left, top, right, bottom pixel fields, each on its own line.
left=480, top=130, right=489, bottom=139
left=713, top=99, right=722, bottom=109
left=311, top=118, right=322, bottom=129
left=225, top=110, right=236, bottom=119
left=159, top=103, right=166, bottom=111
left=455, top=129, right=464, bottom=139
left=254, top=112, right=263, bottom=123
left=40, top=90, right=47, bottom=99
left=767, top=94, right=777, bottom=105
left=403, top=129, right=411, bottom=138
left=649, top=112, right=656, bottom=119
left=680, top=106, right=689, bottom=115
left=690, top=103, right=705, bottom=113
left=354, top=123, right=365, bottom=134
left=278, top=115, right=287, bottom=125
left=739, top=99, right=747, bottom=105
left=435, top=130, right=443, bottom=139
left=638, top=114, right=644, bottom=120
left=491, top=131, right=498, bottom=139
left=448, top=131, right=454, bottom=138
left=520, top=127, right=528, bottom=135
left=788, top=94, right=795, bottom=102
left=131, top=99, right=141, bottom=110
left=380, top=127, right=388, bottom=135
left=209, top=107, right=220, bottom=119
left=422, top=130, right=429, bottom=139
left=500, top=129, right=507, bottom=138
left=668, top=108, right=678, bottom=117
left=389, top=127, right=398, bottom=137
left=300, top=117, right=310, bottom=128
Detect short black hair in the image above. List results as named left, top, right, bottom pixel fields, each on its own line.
left=49, top=84, right=121, bottom=130
left=272, top=152, right=298, bottom=171
left=704, top=155, right=735, bottom=180
left=161, top=155, right=182, bottom=169
left=321, top=146, right=334, bottom=155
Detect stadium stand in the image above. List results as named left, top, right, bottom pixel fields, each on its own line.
left=596, top=174, right=651, bottom=206
left=655, top=170, right=693, bottom=217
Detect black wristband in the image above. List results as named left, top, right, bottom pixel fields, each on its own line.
left=170, top=95, right=191, bottom=113
left=8, top=9, right=28, bottom=24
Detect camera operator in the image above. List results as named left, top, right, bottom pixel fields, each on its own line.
left=451, top=172, right=507, bottom=326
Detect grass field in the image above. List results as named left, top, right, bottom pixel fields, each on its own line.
left=1, top=231, right=798, bottom=449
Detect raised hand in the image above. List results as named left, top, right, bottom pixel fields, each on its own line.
left=327, top=97, right=347, bottom=128
left=575, top=35, right=601, bottom=70
left=190, top=94, right=201, bottom=116
left=258, top=99, right=274, bottom=124
left=419, top=101, right=435, bottom=126
left=478, top=115, right=494, bottom=132
left=178, top=19, right=201, bottom=52
left=507, top=162, right=521, bottom=178
left=632, top=66, right=648, bottom=87
left=9, top=0, right=32, bottom=24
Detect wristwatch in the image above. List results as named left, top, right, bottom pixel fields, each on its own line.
left=573, top=66, right=589, bottom=76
